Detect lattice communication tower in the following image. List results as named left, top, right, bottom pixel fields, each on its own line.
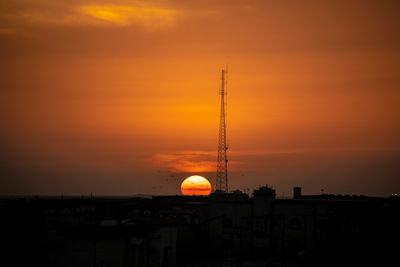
left=216, top=68, right=228, bottom=192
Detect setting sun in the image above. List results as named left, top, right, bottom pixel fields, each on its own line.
left=181, top=175, right=212, bottom=196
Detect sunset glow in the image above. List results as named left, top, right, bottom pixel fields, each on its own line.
left=181, top=176, right=212, bottom=196
left=0, top=0, right=399, bottom=196
left=79, top=4, right=178, bottom=27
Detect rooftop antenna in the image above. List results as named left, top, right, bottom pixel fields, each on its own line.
left=216, top=67, right=228, bottom=192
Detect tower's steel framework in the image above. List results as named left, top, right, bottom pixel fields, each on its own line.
left=216, top=69, right=228, bottom=192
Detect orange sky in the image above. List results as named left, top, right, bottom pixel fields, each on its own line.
left=1, top=0, right=399, bottom=196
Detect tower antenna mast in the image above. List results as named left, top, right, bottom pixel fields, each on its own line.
left=216, top=68, right=228, bottom=192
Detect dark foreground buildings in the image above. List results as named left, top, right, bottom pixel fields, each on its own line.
left=1, top=187, right=399, bottom=267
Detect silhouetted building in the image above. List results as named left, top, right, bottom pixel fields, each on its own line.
left=293, top=187, right=302, bottom=199
left=0, top=189, right=399, bottom=267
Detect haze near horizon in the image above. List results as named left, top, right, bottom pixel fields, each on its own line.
left=1, top=0, right=399, bottom=196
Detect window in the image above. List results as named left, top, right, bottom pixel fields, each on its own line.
left=222, top=218, right=233, bottom=228
left=288, top=217, right=302, bottom=230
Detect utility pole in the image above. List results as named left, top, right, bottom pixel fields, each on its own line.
left=216, top=68, right=228, bottom=192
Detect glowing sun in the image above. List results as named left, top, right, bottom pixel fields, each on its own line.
left=181, top=175, right=212, bottom=196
